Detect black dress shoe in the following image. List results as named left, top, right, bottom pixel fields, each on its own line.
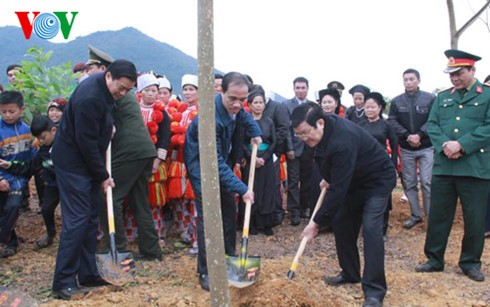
left=52, top=287, right=89, bottom=300
left=264, top=227, right=274, bottom=236
left=300, top=208, right=310, bottom=219
left=274, top=211, right=285, bottom=226
left=290, top=213, right=300, bottom=226
left=199, top=274, right=209, bottom=291
left=363, top=297, right=382, bottom=307
left=415, top=262, right=443, bottom=273
left=323, top=273, right=360, bottom=285
left=403, top=217, right=422, bottom=229
left=463, top=268, right=485, bottom=282
left=134, top=253, right=162, bottom=261
left=79, top=277, right=109, bottom=287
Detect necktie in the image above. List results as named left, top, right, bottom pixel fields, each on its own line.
left=459, top=89, right=467, bottom=99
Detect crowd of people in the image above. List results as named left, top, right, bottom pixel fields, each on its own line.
left=0, top=45, right=489, bottom=307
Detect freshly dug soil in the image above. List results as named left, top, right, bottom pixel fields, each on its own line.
left=0, top=183, right=489, bottom=306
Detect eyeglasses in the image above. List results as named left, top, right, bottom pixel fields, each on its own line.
left=294, top=127, right=313, bottom=139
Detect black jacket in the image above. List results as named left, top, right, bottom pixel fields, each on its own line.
left=52, top=73, right=114, bottom=183
left=388, top=89, right=435, bottom=150
left=313, top=115, right=396, bottom=226
left=263, top=98, right=289, bottom=156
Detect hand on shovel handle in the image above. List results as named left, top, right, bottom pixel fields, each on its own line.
left=227, top=143, right=261, bottom=288
left=287, top=187, right=327, bottom=280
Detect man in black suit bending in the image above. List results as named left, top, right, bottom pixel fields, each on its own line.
left=292, top=102, right=396, bottom=307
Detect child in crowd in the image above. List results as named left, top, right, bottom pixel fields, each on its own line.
left=31, top=98, right=66, bottom=215
left=47, top=98, right=67, bottom=124
left=0, top=115, right=59, bottom=249
left=0, top=91, right=36, bottom=258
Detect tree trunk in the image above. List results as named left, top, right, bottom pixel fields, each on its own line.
left=197, top=0, right=231, bottom=306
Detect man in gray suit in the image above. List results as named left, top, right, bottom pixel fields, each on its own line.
left=283, top=77, right=315, bottom=225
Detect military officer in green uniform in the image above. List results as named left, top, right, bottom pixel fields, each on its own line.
left=415, top=49, right=490, bottom=282
left=99, top=92, right=163, bottom=261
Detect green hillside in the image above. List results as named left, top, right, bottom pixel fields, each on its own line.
left=0, top=26, right=198, bottom=93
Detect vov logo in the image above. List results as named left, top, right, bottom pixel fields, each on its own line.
left=15, top=12, right=78, bottom=40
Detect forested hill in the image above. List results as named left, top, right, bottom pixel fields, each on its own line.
left=0, top=26, right=198, bottom=91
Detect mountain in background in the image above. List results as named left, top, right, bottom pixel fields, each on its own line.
left=0, top=26, right=286, bottom=100
left=0, top=26, right=198, bottom=93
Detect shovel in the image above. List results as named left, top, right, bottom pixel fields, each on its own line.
left=287, top=187, right=327, bottom=279
left=227, top=143, right=261, bottom=288
left=95, top=142, right=135, bottom=286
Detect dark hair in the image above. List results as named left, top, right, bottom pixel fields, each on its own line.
left=318, top=88, right=342, bottom=114
left=248, top=89, right=266, bottom=104
left=403, top=68, right=420, bottom=80
left=249, top=84, right=265, bottom=96
left=364, top=92, right=386, bottom=116
left=106, top=59, right=137, bottom=82
left=30, top=115, right=55, bottom=137
left=291, top=102, right=325, bottom=129
left=221, top=72, right=251, bottom=93
left=484, top=74, right=490, bottom=83
left=293, top=76, right=309, bottom=87
left=6, top=64, right=21, bottom=75
left=214, top=73, right=224, bottom=79
left=0, top=90, right=24, bottom=108
left=243, top=74, right=254, bottom=85
left=0, top=83, right=3, bottom=93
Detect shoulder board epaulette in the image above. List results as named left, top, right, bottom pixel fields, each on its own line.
left=437, top=87, right=453, bottom=93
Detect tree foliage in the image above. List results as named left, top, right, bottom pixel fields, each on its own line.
left=11, top=46, right=76, bottom=122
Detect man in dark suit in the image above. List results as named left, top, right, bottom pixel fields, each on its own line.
left=283, top=77, right=315, bottom=225
left=293, top=103, right=396, bottom=307
left=184, top=72, right=262, bottom=291
left=51, top=60, right=137, bottom=300
left=415, top=50, right=490, bottom=282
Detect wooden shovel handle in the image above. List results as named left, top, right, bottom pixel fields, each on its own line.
left=242, top=143, right=258, bottom=237
left=105, top=142, right=115, bottom=234
left=288, top=187, right=327, bottom=273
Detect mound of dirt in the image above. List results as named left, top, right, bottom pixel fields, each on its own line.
left=0, top=183, right=489, bottom=306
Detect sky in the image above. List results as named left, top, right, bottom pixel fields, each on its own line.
left=1, top=0, right=490, bottom=103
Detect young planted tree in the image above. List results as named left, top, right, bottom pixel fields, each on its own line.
left=11, top=46, right=76, bottom=122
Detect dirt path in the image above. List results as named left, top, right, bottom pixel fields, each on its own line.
left=1, top=185, right=489, bottom=306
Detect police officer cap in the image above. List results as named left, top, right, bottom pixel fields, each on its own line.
left=85, top=45, right=114, bottom=67
left=443, top=49, right=481, bottom=74
left=327, top=81, right=345, bottom=90
left=348, top=84, right=370, bottom=96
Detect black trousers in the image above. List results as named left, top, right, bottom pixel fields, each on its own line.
left=52, top=169, right=100, bottom=291
left=42, top=185, right=60, bottom=238
left=195, top=189, right=237, bottom=275
left=332, top=192, right=390, bottom=301
left=286, top=149, right=313, bottom=214
left=0, top=191, right=23, bottom=248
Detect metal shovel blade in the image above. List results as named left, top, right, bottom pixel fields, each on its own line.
left=95, top=251, right=135, bottom=287
left=226, top=254, right=261, bottom=288
left=0, top=286, right=38, bottom=307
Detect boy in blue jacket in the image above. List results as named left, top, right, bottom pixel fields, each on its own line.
left=0, top=91, right=35, bottom=258
left=0, top=115, right=59, bottom=250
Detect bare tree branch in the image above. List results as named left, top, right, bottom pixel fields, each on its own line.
left=447, top=0, right=490, bottom=48
left=456, top=0, right=490, bottom=37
